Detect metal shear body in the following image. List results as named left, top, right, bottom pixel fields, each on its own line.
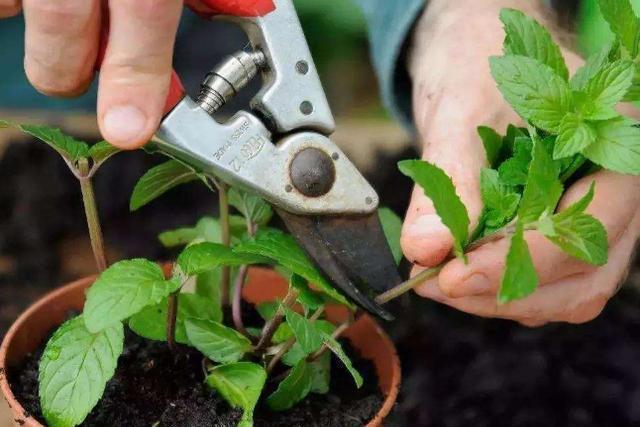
left=150, top=0, right=401, bottom=319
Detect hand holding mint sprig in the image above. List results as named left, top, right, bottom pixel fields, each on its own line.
left=399, top=3, right=640, bottom=308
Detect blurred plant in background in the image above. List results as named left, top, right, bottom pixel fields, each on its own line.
left=293, top=0, right=388, bottom=119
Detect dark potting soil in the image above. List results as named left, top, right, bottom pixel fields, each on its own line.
left=10, top=328, right=382, bottom=427
left=384, top=284, right=640, bottom=427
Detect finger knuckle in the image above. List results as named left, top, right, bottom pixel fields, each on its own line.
left=115, top=0, right=178, bottom=23
left=565, top=300, right=607, bottom=324
left=103, top=57, right=171, bottom=81
left=25, top=60, right=89, bottom=97
left=26, top=0, right=94, bottom=33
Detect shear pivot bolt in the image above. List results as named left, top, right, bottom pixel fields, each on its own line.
left=290, top=148, right=336, bottom=197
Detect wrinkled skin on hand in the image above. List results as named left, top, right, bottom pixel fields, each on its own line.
left=403, top=0, right=640, bottom=326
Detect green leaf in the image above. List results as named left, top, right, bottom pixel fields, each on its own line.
left=321, top=333, right=363, bottom=388
left=205, top=362, right=266, bottom=426
left=584, top=118, right=640, bottom=174
left=309, top=352, right=331, bottom=394
left=84, top=260, right=180, bottom=333
left=518, top=140, right=563, bottom=224
left=177, top=242, right=268, bottom=276
left=281, top=321, right=337, bottom=367
left=20, top=124, right=89, bottom=162
left=267, top=360, right=314, bottom=411
left=500, top=8, right=569, bottom=80
left=272, top=323, right=294, bottom=344
left=185, top=318, right=252, bottom=363
left=583, top=60, right=635, bottom=109
left=39, top=316, right=123, bottom=427
left=128, top=293, right=222, bottom=344
left=479, top=169, right=520, bottom=231
left=130, top=160, right=203, bottom=211
left=398, top=160, right=469, bottom=257
left=89, top=141, right=121, bottom=165
left=290, top=274, right=324, bottom=312
left=478, top=126, right=504, bottom=167
left=228, top=187, right=273, bottom=226
left=499, top=226, right=538, bottom=303
left=480, top=169, right=518, bottom=209
left=285, top=308, right=324, bottom=354
left=196, top=269, right=223, bottom=304
left=571, top=46, right=612, bottom=90
left=234, top=230, right=351, bottom=306
left=159, top=216, right=246, bottom=248
left=560, top=182, right=596, bottom=217
left=553, top=115, right=597, bottom=159
left=538, top=183, right=608, bottom=265
left=490, top=55, right=573, bottom=132
left=597, top=0, right=640, bottom=56
left=0, top=119, right=11, bottom=128
left=159, top=227, right=200, bottom=248
left=624, top=65, right=640, bottom=101
left=498, top=137, right=533, bottom=186
left=378, top=207, right=403, bottom=265
left=256, top=302, right=279, bottom=321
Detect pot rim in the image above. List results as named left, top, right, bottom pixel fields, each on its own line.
left=0, top=268, right=400, bottom=427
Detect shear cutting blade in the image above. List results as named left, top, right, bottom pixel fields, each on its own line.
left=276, top=209, right=400, bottom=320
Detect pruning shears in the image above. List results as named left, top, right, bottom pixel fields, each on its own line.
left=111, top=0, right=401, bottom=319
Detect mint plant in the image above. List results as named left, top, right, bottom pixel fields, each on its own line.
left=11, top=121, right=404, bottom=426
left=399, top=2, right=640, bottom=303
left=11, top=3, right=638, bottom=425
left=0, top=122, right=120, bottom=272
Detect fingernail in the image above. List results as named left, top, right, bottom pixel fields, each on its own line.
left=103, top=105, right=146, bottom=147
left=461, top=273, right=491, bottom=296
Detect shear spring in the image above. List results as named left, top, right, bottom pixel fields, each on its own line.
left=197, top=50, right=266, bottom=115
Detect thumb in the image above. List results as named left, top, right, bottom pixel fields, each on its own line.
left=401, top=119, right=486, bottom=267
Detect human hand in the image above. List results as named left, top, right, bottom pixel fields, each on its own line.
left=0, top=0, right=273, bottom=149
left=402, top=0, right=640, bottom=325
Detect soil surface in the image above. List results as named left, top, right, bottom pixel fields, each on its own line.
left=385, top=283, right=640, bottom=427
left=10, top=329, right=382, bottom=427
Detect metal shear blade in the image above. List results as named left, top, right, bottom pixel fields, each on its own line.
left=152, top=0, right=402, bottom=319
left=277, top=209, right=399, bottom=321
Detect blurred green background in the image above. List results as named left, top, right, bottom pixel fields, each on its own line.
left=578, top=0, right=640, bottom=55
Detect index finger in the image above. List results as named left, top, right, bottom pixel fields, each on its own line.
left=98, top=0, right=182, bottom=149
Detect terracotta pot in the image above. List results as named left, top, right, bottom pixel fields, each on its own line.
left=0, top=268, right=400, bottom=427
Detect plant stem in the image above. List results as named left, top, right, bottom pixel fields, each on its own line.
left=374, top=266, right=442, bottom=305
left=77, top=159, right=107, bottom=272
left=167, top=291, right=179, bottom=352
left=232, top=265, right=249, bottom=336
left=232, top=220, right=258, bottom=338
left=374, top=222, right=522, bottom=305
left=217, top=182, right=231, bottom=305
left=307, top=319, right=352, bottom=363
left=267, top=307, right=324, bottom=373
left=254, top=289, right=299, bottom=352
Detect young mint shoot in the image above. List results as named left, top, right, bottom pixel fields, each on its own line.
left=1, top=122, right=120, bottom=272
left=399, top=1, right=640, bottom=305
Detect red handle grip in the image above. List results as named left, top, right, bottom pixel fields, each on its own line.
left=96, top=0, right=276, bottom=115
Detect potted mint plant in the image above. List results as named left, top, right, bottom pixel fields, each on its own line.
left=0, top=120, right=403, bottom=426
left=1, top=0, right=639, bottom=425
